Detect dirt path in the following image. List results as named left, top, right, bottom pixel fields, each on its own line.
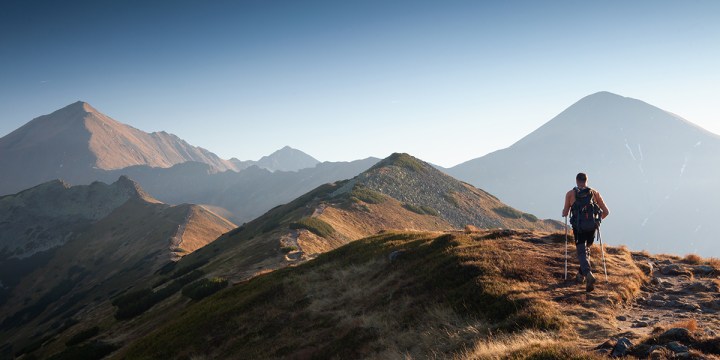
left=614, top=255, right=720, bottom=339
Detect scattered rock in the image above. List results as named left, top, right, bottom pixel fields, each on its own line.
left=650, top=277, right=661, bottom=286
left=666, top=341, right=689, bottom=353
left=648, top=299, right=667, bottom=307
left=685, top=281, right=718, bottom=292
left=692, top=265, right=716, bottom=276
left=596, top=339, right=615, bottom=350
left=388, top=250, right=407, bottom=262
left=659, top=328, right=693, bottom=343
left=616, top=315, right=628, bottom=321
left=651, top=293, right=666, bottom=301
left=633, top=321, right=650, bottom=328
left=611, top=337, right=633, bottom=357
left=662, top=264, right=690, bottom=276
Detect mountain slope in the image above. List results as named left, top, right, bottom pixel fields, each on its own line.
left=96, top=157, right=380, bottom=224
left=448, top=91, right=720, bottom=256
left=0, top=153, right=559, bottom=358
left=0, top=101, right=238, bottom=195
left=0, top=178, right=235, bottom=356
left=120, top=229, right=720, bottom=359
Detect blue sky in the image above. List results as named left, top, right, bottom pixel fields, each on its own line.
left=1, top=0, right=719, bottom=166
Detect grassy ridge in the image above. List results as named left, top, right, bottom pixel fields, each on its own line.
left=123, top=231, right=583, bottom=359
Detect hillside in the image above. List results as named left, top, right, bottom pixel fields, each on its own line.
left=0, top=179, right=235, bottom=357
left=119, top=230, right=720, bottom=359
left=448, top=91, right=720, bottom=256
left=95, top=157, right=379, bottom=224
left=173, top=153, right=561, bottom=284
left=0, top=101, right=238, bottom=195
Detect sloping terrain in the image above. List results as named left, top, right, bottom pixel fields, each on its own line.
left=117, top=229, right=720, bottom=359
left=0, top=180, right=235, bottom=358
left=448, top=91, right=720, bottom=257
left=0, top=153, right=562, bottom=359
left=0, top=101, right=238, bottom=195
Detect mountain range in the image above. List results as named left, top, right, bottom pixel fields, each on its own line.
left=0, top=177, right=235, bottom=354
left=2, top=92, right=720, bottom=358
left=448, top=91, right=720, bottom=256
left=0, top=153, right=559, bottom=358
left=0, top=102, right=370, bottom=224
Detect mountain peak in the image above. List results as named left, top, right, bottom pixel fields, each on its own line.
left=255, top=146, right=320, bottom=172
left=370, top=153, right=429, bottom=173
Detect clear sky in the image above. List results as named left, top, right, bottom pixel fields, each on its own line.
left=1, top=0, right=719, bottom=167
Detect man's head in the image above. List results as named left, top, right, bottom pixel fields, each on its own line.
left=576, top=172, right=588, bottom=187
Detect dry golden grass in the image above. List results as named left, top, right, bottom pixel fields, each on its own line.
left=669, top=319, right=699, bottom=333
left=683, top=253, right=704, bottom=265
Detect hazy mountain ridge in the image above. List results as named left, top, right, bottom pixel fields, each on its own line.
left=0, top=101, right=238, bottom=195
left=0, top=179, right=235, bottom=354
left=0, top=176, right=155, bottom=259
left=448, top=91, right=720, bottom=256
left=229, top=146, right=320, bottom=172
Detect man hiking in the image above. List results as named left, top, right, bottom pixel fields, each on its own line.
left=562, top=172, right=609, bottom=292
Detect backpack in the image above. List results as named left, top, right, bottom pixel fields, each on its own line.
left=570, top=187, right=602, bottom=232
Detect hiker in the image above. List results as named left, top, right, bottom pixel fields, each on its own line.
left=562, top=172, right=609, bottom=292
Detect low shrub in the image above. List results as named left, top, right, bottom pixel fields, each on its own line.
left=182, top=278, right=229, bottom=301
left=402, top=203, right=439, bottom=216
left=47, top=341, right=118, bottom=360
left=65, top=326, right=100, bottom=346
left=493, top=206, right=524, bottom=219
left=350, top=186, right=386, bottom=204
left=289, top=217, right=335, bottom=238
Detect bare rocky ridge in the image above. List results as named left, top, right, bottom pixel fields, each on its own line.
left=0, top=176, right=156, bottom=259
left=0, top=179, right=235, bottom=355
left=0, top=101, right=238, bottom=195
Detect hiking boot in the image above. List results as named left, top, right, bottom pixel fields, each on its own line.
left=576, top=271, right=585, bottom=283
left=586, top=272, right=596, bottom=292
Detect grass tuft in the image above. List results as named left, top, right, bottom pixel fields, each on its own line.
left=289, top=217, right=336, bottom=238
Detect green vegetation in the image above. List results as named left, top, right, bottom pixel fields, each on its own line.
left=522, top=213, right=539, bottom=222
left=289, top=217, right=335, bottom=238
left=281, top=246, right=298, bottom=253
left=182, top=278, right=229, bottom=301
left=493, top=206, right=524, bottom=219
left=1, top=276, right=80, bottom=330
left=349, top=186, right=386, bottom=204
left=65, top=326, right=100, bottom=346
left=402, top=203, right=439, bottom=216
left=370, top=153, right=426, bottom=172
left=443, top=191, right=461, bottom=207
left=47, top=341, right=118, bottom=360
left=124, top=232, right=571, bottom=359
left=113, top=270, right=205, bottom=320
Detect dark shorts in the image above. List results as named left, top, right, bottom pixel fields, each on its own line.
left=573, top=229, right=595, bottom=247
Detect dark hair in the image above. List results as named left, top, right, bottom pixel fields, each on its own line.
left=576, top=173, right=587, bottom=182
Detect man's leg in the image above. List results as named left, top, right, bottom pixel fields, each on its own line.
left=575, top=231, right=592, bottom=276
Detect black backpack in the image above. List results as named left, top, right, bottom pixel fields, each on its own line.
left=570, top=187, right=602, bottom=232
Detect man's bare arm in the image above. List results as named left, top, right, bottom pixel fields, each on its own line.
left=595, top=191, right=609, bottom=219
left=562, top=191, right=573, bottom=217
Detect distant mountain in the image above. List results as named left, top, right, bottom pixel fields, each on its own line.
left=94, top=157, right=380, bottom=224
left=448, top=91, right=720, bottom=256
left=0, top=177, right=235, bottom=351
left=170, top=153, right=561, bottom=284
left=0, top=175, right=156, bottom=259
left=229, top=146, right=320, bottom=172
left=0, top=101, right=238, bottom=195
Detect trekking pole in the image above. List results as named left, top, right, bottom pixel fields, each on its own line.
left=597, top=227, right=609, bottom=283
left=564, top=216, right=568, bottom=280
